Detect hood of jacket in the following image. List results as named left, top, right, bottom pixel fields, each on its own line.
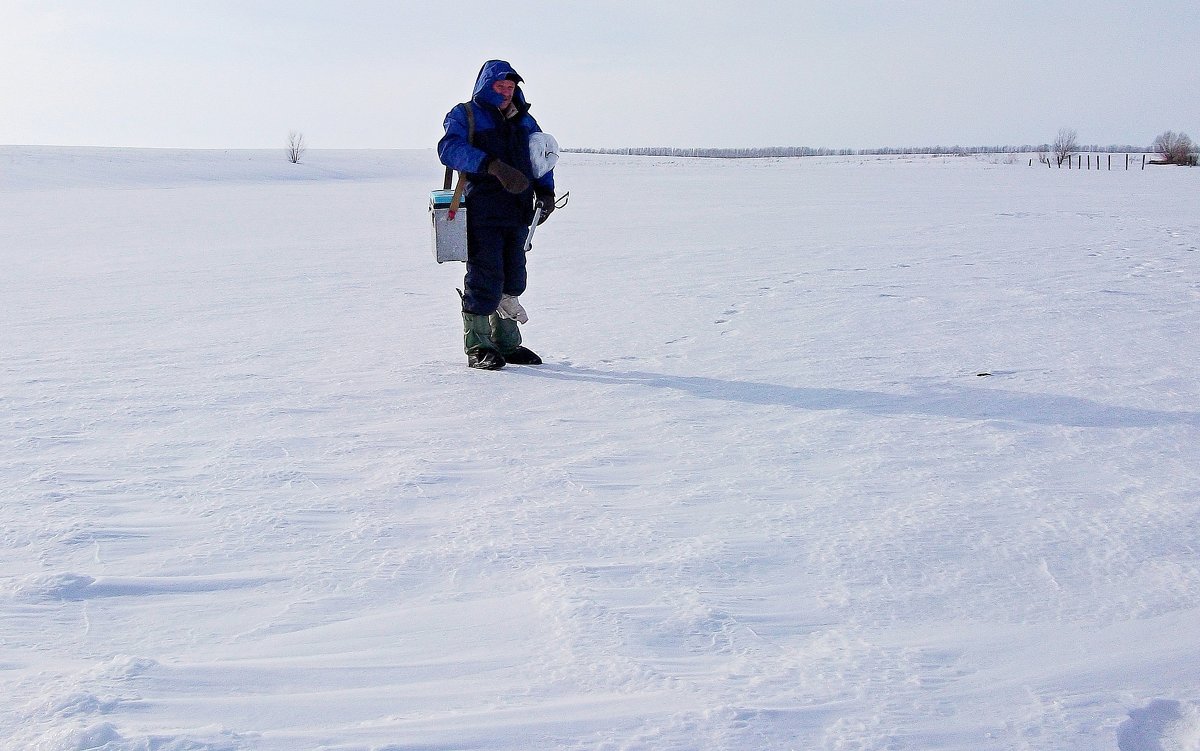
left=471, top=59, right=529, bottom=111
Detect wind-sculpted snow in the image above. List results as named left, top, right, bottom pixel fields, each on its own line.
left=1, top=147, right=1198, bottom=750
left=12, top=572, right=279, bottom=602
left=1119, top=700, right=1200, bottom=751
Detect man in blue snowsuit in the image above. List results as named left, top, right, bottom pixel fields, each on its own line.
left=438, top=60, right=556, bottom=370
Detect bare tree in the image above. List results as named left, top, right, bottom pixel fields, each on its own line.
left=1053, top=128, right=1078, bottom=166
left=1151, top=130, right=1195, bottom=165
left=287, top=131, right=307, bottom=164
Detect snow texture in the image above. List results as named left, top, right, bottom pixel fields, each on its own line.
left=2, top=146, right=1198, bottom=750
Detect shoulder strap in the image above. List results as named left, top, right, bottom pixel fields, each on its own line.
left=443, top=102, right=476, bottom=190
left=445, top=102, right=475, bottom=218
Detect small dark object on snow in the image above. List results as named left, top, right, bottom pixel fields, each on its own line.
left=977, top=372, right=992, bottom=377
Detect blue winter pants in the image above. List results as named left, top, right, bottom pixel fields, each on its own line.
left=462, top=221, right=529, bottom=315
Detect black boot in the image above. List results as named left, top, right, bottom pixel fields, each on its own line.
left=502, top=346, right=542, bottom=365
left=490, top=314, right=542, bottom=365
left=467, top=348, right=506, bottom=370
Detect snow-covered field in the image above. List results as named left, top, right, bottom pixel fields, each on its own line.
left=2, top=146, right=1198, bottom=751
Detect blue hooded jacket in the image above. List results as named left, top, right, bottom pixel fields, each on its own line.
left=437, top=60, right=554, bottom=227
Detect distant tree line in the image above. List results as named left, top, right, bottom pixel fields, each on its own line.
left=564, top=144, right=1153, bottom=159
left=568, top=126, right=1195, bottom=165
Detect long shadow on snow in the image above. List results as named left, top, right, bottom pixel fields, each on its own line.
left=515, top=365, right=1200, bottom=429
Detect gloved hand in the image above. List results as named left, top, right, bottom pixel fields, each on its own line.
left=535, top=189, right=555, bottom=225
left=486, top=159, right=530, bottom=194
left=496, top=294, right=528, bottom=324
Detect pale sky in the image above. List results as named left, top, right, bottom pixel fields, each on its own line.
left=2, top=0, right=1197, bottom=150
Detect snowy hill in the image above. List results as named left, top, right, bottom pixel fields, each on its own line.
left=2, top=146, right=1198, bottom=750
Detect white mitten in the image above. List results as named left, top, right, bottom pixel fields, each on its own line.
left=496, top=294, right=528, bottom=324
left=528, top=132, right=560, bottom=178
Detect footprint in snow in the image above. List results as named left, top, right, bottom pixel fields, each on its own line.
left=715, top=304, right=742, bottom=325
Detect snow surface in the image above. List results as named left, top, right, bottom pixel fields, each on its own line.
left=2, top=146, right=1198, bottom=751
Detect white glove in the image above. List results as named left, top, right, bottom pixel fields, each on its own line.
left=496, top=294, right=528, bottom=324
